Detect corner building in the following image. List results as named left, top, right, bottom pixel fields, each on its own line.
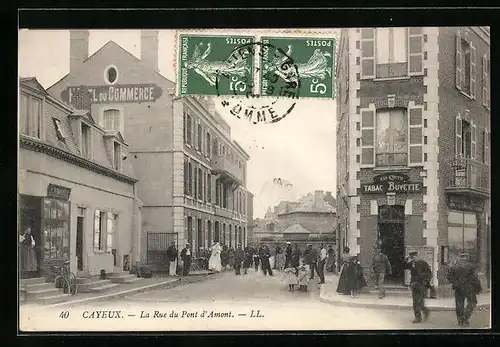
left=48, top=30, right=250, bottom=270
left=336, top=27, right=490, bottom=296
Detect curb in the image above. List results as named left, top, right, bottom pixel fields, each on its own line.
left=47, top=272, right=218, bottom=308
left=319, top=286, right=491, bottom=312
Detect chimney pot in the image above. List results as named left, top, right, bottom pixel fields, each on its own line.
left=70, top=30, right=89, bottom=74
left=141, top=30, right=159, bottom=71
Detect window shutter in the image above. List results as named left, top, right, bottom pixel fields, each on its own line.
left=408, top=105, right=424, bottom=166
left=471, top=120, right=476, bottom=160
left=455, top=114, right=462, bottom=158
left=482, top=55, right=487, bottom=106
left=484, top=129, right=489, bottom=165
left=360, top=107, right=375, bottom=167
left=94, top=210, right=100, bottom=253
left=470, top=43, right=476, bottom=99
left=408, top=27, right=424, bottom=76
left=456, top=32, right=462, bottom=90
left=360, top=28, right=376, bottom=79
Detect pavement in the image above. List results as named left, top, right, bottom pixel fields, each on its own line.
left=320, top=273, right=491, bottom=312
left=19, top=268, right=491, bottom=331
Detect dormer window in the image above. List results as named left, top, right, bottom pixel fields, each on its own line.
left=53, top=118, right=66, bottom=141
left=103, top=109, right=121, bottom=131
left=81, top=122, right=91, bottom=159
left=113, top=141, right=121, bottom=171
left=20, top=93, right=41, bottom=139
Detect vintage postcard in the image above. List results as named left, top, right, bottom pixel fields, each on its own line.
left=18, top=27, right=491, bottom=332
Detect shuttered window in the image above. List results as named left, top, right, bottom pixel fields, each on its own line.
left=470, top=120, right=477, bottom=160
left=184, top=159, right=189, bottom=195
left=482, top=54, right=490, bottom=107
left=360, top=28, right=376, bottom=79
left=408, top=27, right=424, bottom=76
left=455, top=31, right=476, bottom=98
left=483, top=130, right=489, bottom=165
left=408, top=105, right=424, bottom=166
left=470, top=43, right=477, bottom=99
left=361, top=107, right=375, bottom=167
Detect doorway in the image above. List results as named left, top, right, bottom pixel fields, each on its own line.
left=378, top=205, right=405, bottom=284
left=76, top=216, right=84, bottom=271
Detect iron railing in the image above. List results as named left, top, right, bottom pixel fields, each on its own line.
left=446, top=157, right=490, bottom=193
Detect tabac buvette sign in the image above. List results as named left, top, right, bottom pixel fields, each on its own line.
left=361, top=173, right=423, bottom=194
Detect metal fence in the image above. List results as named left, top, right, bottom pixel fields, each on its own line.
left=146, top=232, right=178, bottom=272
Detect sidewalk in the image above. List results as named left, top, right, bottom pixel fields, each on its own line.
left=319, top=274, right=491, bottom=312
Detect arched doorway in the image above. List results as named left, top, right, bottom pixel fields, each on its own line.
left=378, top=204, right=405, bottom=284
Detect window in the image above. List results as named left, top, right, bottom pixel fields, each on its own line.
left=206, top=132, right=211, bottom=158
left=103, top=109, right=121, bottom=131
left=198, top=168, right=203, bottom=200
left=448, top=211, right=478, bottom=265
left=482, top=54, right=490, bottom=107
left=81, top=123, right=91, bottom=159
left=207, top=173, right=212, bottom=202
left=376, top=28, right=407, bottom=64
left=105, top=66, right=118, bottom=85
left=94, top=210, right=107, bottom=252
left=197, top=124, right=202, bottom=151
left=185, top=112, right=192, bottom=145
left=376, top=109, right=408, bottom=166
left=187, top=217, right=193, bottom=245
left=53, top=118, right=66, bottom=141
left=20, top=93, right=41, bottom=138
left=212, top=138, right=219, bottom=156
left=193, top=164, right=198, bottom=198
left=483, top=130, right=489, bottom=164
left=187, top=162, right=193, bottom=195
left=184, top=159, right=189, bottom=195
left=106, top=213, right=117, bottom=253
left=113, top=141, right=121, bottom=171
left=456, top=32, right=476, bottom=98
left=43, top=199, right=70, bottom=260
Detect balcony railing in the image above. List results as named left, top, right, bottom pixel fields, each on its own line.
left=445, top=158, right=490, bottom=196
left=376, top=153, right=408, bottom=167
left=212, top=154, right=243, bottom=184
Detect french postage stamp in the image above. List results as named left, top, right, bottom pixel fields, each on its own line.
left=179, top=35, right=255, bottom=96
left=260, top=37, right=336, bottom=99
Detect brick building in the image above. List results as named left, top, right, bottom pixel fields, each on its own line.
left=47, top=30, right=251, bottom=269
left=336, top=27, right=490, bottom=295
left=19, top=77, right=140, bottom=278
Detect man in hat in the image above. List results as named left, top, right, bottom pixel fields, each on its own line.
left=303, top=244, right=318, bottom=280
left=371, top=247, right=392, bottom=299
left=166, top=241, right=178, bottom=276
left=180, top=243, right=192, bottom=276
left=405, top=251, right=432, bottom=323
left=446, top=251, right=482, bottom=326
left=285, top=242, right=293, bottom=267
left=234, top=243, right=244, bottom=275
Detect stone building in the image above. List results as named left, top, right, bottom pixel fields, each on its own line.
left=19, top=77, right=141, bottom=278
left=336, top=27, right=490, bottom=294
left=47, top=30, right=252, bottom=269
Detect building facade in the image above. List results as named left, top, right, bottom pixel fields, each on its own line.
left=47, top=30, right=251, bottom=267
left=19, top=78, right=140, bottom=278
left=336, top=27, right=490, bottom=294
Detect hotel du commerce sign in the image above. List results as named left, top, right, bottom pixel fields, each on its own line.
left=360, top=173, right=423, bottom=194
left=61, top=84, right=163, bottom=104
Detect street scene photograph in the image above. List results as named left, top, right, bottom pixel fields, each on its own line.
left=18, top=26, right=491, bottom=331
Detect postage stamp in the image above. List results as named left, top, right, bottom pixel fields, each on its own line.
left=179, top=35, right=255, bottom=96
left=260, top=37, right=336, bottom=99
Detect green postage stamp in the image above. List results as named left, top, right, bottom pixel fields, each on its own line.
left=179, top=35, right=255, bottom=96
left=260, top=37, right=336, bottom=99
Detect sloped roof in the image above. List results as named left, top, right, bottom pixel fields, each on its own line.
left=282, top=224, right=311, bottom=234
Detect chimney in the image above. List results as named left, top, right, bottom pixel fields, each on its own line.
left=141, top=30, right=159, bottom=71
left=70, top=30, right=89, bottom=74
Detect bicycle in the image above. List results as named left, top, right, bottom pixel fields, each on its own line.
left=53, top=261, right=78, bottom=295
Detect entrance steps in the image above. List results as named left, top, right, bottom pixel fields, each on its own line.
left=20, top=277, right=73, bottom=304
left=368, top=284, right=411, bottom=297
left=76, top=277, right=119, bottom=293
left=109, top=271, right=143, bottom=284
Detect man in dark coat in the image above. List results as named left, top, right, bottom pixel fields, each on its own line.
left=446, top=252, right=482, bottom=326
left=180, top=243, right=193, bottom=276
left=285, top=242, right=293, bottom=267
left=405, top=251, right=432, bottom=323
left=260, top=245, right=273, bottom=276
left=304, top=244, right=318, bottom=280
left=166, top=241, right=178, bottom=276
left=372, top=248, right=392, bottom=299
left=291, top=244, right=301, bottom=267
left=234, top=244, right=244, bottom=275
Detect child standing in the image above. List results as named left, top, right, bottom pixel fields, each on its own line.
left=284, top=266, right=298, bottom=291
left=298, top=260, right=311, bottom=292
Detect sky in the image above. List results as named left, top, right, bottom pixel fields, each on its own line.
left=18, top=29, right=339, bottom=218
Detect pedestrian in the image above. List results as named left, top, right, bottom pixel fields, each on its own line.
left=284, top=266, right=298, bottom=291
left=234, top=244, right=244, bottom=275
left=405, top=251, right=432, bottom=323
left=326, top=245, right=336, bottom=273
left=348, top=256, right=366, bottom=298
left=166, top=241, right=178, bottom=277
left=208, top=242, right=222, bottom=272
left=291, top=244, right=301, bottom=268
left=180, top=243, right=193, bottom=276
left=243, top=247, right=252, bottom=275
left=229, top=247, right=236, bottom=270
left=285, top=241, right=293, bottom=267
left=317, top=243, right=327, bottom=284
left=446, top=251, right=482, bottom=327
left=19, top=227, right=38, bottom=278
left=303, top=244, right=318, bottom=280
left=276, top=247, right=286, bottom=272
left=261, top=245, right=273, bottom=276
left=298, top=259, right=311, bottom=292
left=253, top=251, right=260, bottom=271
left=336, top=246, right=352, bottom=295
left=372, top=248, right=392, bottom=299
left=221, top=244, right=229, bottom=270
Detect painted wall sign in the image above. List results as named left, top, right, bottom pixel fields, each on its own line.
left=447, top=194, right=484, bottom=213
left=61, top=84, right=163, bottom=104
left=47, top=184, right=71, bottom=200
left=373, top=172, right=410, bottom=183
left=361, top=173, right=422, bottom=194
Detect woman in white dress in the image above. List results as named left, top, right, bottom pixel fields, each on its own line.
left=208, top=242, right=222, bottom=272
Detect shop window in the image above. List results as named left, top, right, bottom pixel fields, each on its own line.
left=375, top=108, right=408, bottom=166
left=81, top=123, right=91, bottom=159
left=103, top=109, right=121, bottom=131
left=94, top=210, right=107, bottom=252
left=43, top=199, right=70, bottom=260
left=447, top=211, right=478, bottom=264
left=53, top=118, right=67, bottom=141
left=20, top=93, right=42, bottom=139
